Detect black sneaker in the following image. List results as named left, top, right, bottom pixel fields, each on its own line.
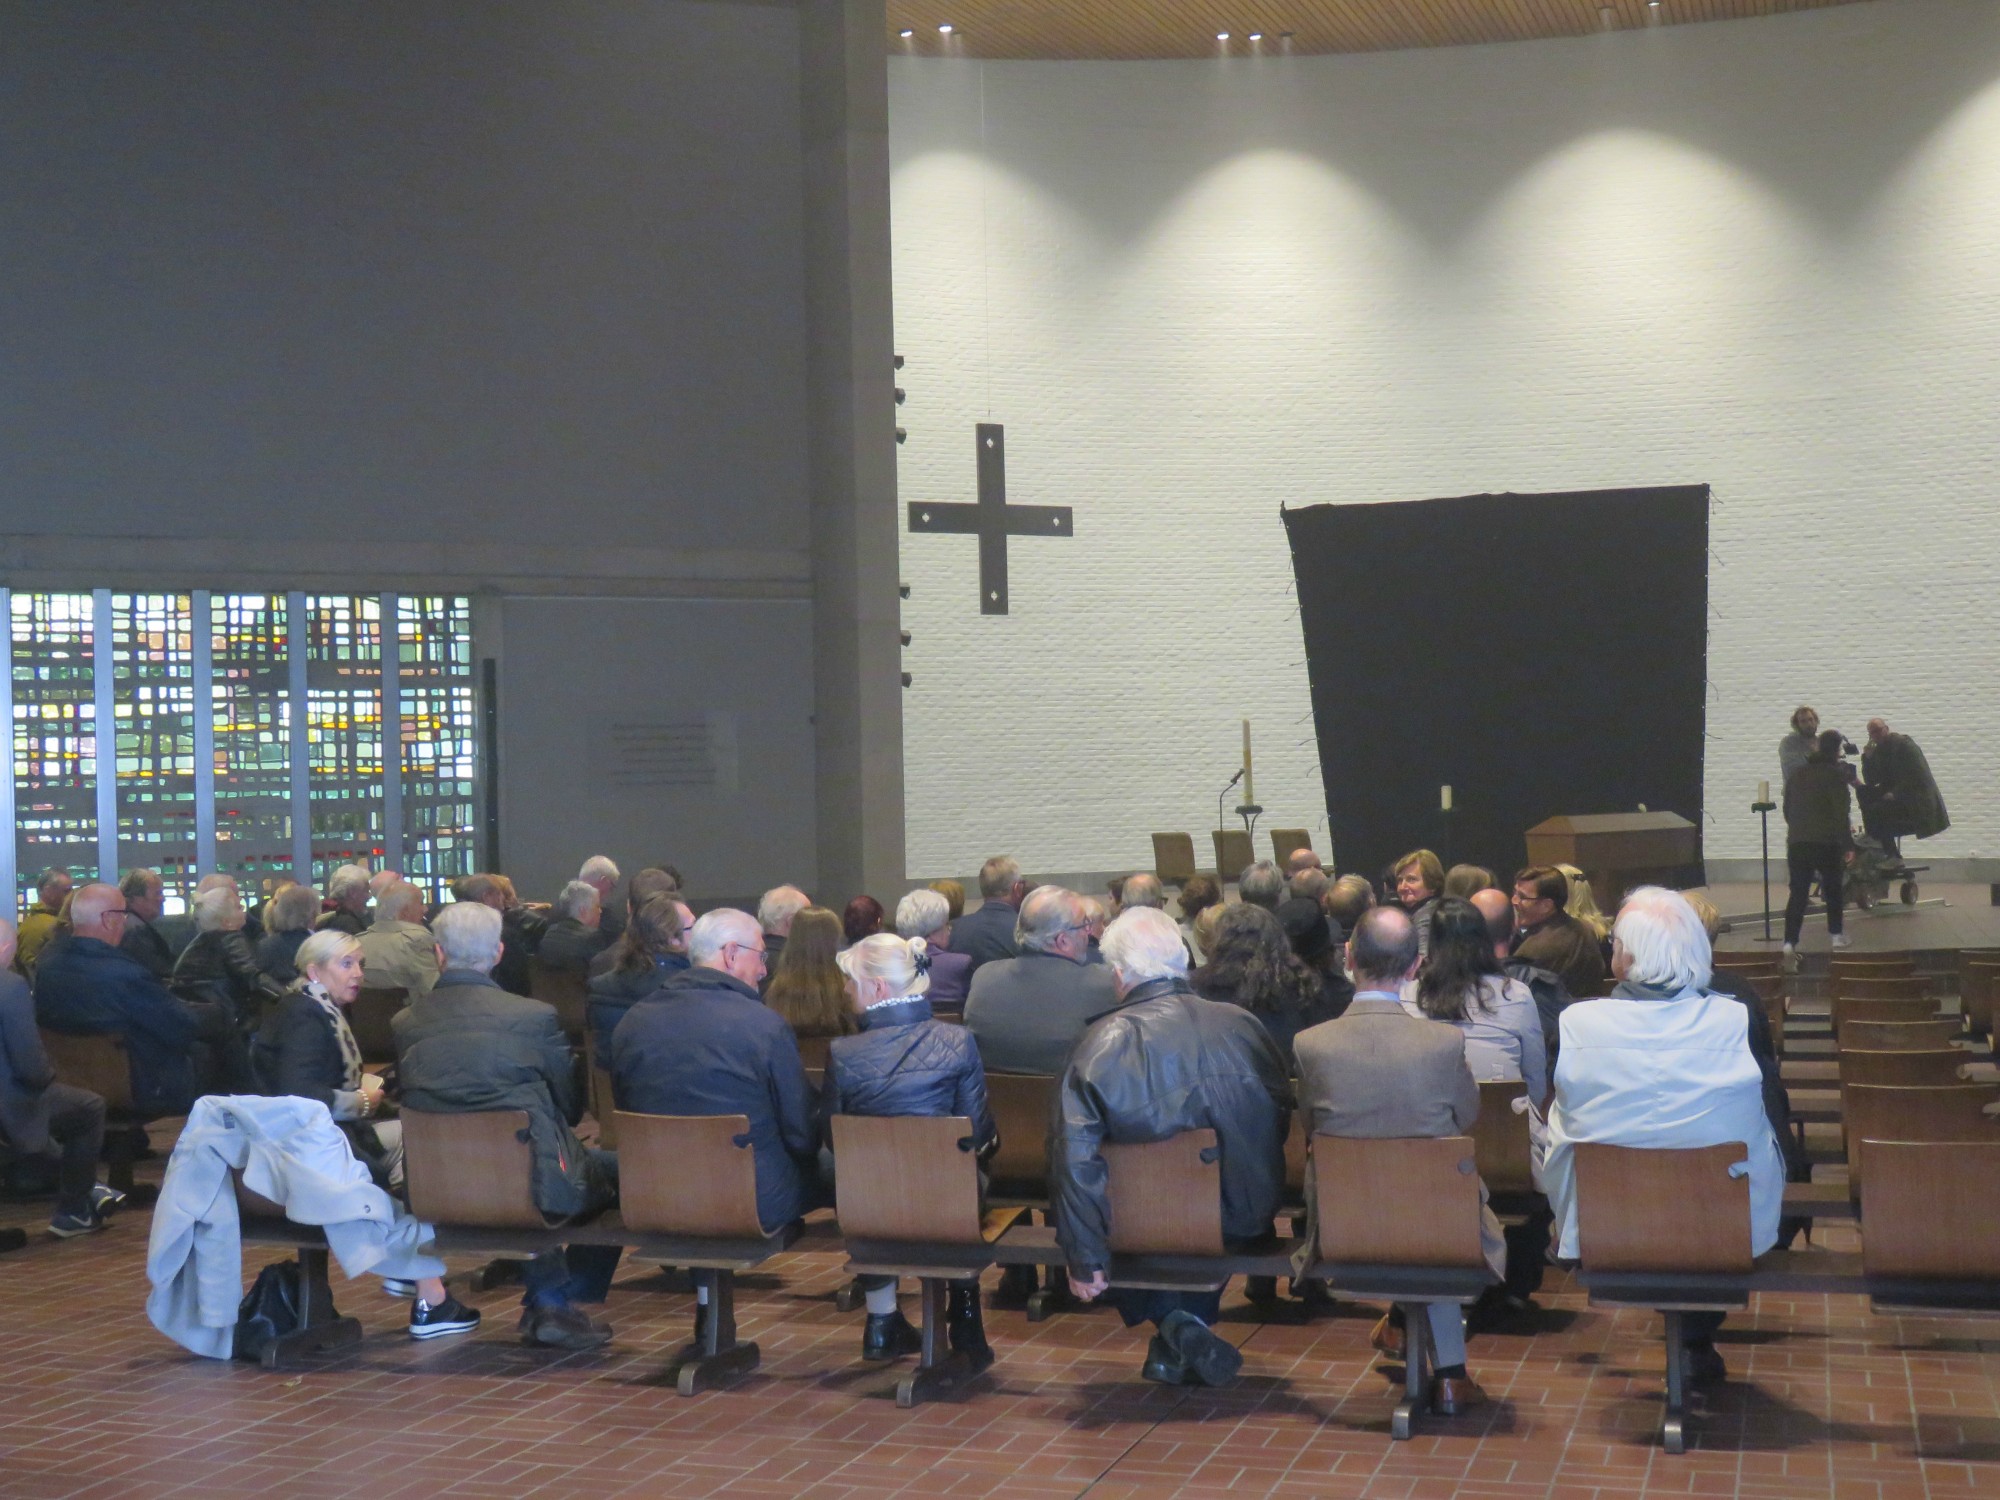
left=88, top=1184, right=128, bottom=1218
left=1160, top=1309, right=1243, bottom=1388
left=47, top=1210, right=106, bottom=1240
left=409, top=1296, right=481, bottom=1340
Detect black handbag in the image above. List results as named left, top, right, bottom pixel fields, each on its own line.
left=231, top=1259, right=312, bottom=1362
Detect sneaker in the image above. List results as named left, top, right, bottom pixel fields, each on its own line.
left=381, top=1278, right=418, bottom=1299
left=1781, top=944, right=1800, bottom=974
left=48, top=1210, right=106, bottom=1239
left=1830, top=934, right=1852, bottom=950
left=87, top=1184, right=128, bottom=1218
left=1159, top=1309, right=1243, bottom=1388
left=410, top=1295, right=482, bottom=1340
left=519, top=1303, right=613, bottom=1350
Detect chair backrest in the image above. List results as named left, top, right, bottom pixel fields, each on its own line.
left=1270, top=829, right=1312, bottom=868
left=1472, top=1081, right=1535, bottom=1196
left=1829, top=956, right=1916, bottom=980
left=794, top=1033, right=834, bottom=1071
left=1102, top=1129, right=1225, bottom=1254
left=615, top=1112, right=766, bottom=1237
left=346, top=986, right=407, bottom=1065
left=1572, top=1142, right=1755, bottom=1275
left=831, top=1114, right=986, bottom=1245
left=1282, top=1106, right=1309, bottom=1196
left=1713, top=952, right=1780, bottom=973
left=400, top=1108, right=545, bottom=1228
left=1839, top=1019, right=1964, bottom=1052
left=38, top=1030, right=135, bottom=1113
left=1962, top=959, right=2000, bottom=1035
left=1151, top=832, right=1198, bottom=886
left=984, top=1073, right=1055, bottom=1193
left=1211, top=829, right=1253, bottom=883
left=1858, top=1141, right=2000, bottom=1280
left=1312, top=1135, right=1486, bottom=1269
left=1834, top=974, right=1930, bottom=1002
left=582, top=1029, right=618, bottom=1150
left=1838, top=1048, right=1972, bottom=1087
left=1844, top=1084, right=2000, bottom=1165
left=527, top=960, right=588, bottom=1039
left=1833, top=995, right=1940, bottom=1035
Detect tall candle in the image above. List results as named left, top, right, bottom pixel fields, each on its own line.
left=1758, top=779, right=1770, bottom=804
left=1242, top=719, right=1254, bottom=806
left=1441, top=784, right=1453, bottom=812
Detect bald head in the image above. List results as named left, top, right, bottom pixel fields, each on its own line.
left=1285, top=849, right=1323, bottom=877
left=68, top=883, right=128, bottom=944
left=1469, top=888, right=1514, bottom=959
left=1347, top=905, right=1419, bottom=987
left=1867, top=718, right=1890, bottom=744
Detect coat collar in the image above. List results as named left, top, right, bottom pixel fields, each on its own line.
left=858, top=996, right=932, bottom=1030
left=436, top=968, right=503, bottom=991
left=1113, top=975, right=1193, bottom=1010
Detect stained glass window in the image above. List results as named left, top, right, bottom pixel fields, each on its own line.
left=211, top=594, right=296, bottom=896
left=111, top=594, right=198, bottom=911
left=11, top=593, right=98, bottom=907
left=305, top=595, right=384, bottom=886
left=398, top=596, right=479, bottom=903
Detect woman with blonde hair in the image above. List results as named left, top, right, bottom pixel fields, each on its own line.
left=764, top=907, right=856, bottom=1038
left=1555, top=863, right=1611, bottom=943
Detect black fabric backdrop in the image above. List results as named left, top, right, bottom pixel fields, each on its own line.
left=1283, top=486, right=1709, bottom=886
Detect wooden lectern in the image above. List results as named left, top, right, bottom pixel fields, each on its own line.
left=1523, top=812, right=1699, bottom=913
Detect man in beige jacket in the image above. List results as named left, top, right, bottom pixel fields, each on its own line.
left=357, top=882, right=441, bottom=998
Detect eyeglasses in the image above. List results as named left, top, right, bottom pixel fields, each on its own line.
left=724, top=941, right=767, bottom=966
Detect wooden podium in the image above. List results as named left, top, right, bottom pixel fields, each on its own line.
left=1523, top=812, right=1699, bottom=913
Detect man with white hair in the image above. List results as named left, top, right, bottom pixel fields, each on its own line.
left=316, top=864, right=373, bottom=936
left=611, top=909, right=823, bottom=1236
left=948, top=856, right=1031, bottom=975
left=1543, top=886, right=1787, bottom=1388
left=963, top=886, right=1120, bottom=1076
left=537, top=880, right=611, bottom=973
left=1051, top=906, right=1293, bottom=1389
left=894, top=888, right=971, bottom=1010
left=1237, top=860, right=1285, bottom=912
left=577, top=856, right=625, bottom=941
left=756, top=884, right=811, bottom=968
left=357, top=881, right=442, bottom=997
left=395, top=901, right=620, bottom=1350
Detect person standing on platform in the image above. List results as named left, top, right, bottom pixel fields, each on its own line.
left=1858, top=717, right=1948, bottom=861
left=1778, top=706, right=1819, bottom=789
left=1783, top=730, right=1854, bottom=966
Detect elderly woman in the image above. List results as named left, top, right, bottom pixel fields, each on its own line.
left=584, top=895, right=687, bottom=1060
left=173, top=883, right=286, bottom=1027
left=823, top=931, right=996, bottom=1367
left=765, top=907, right=855, bottom=1039
left=1391, top=848, right=1445, bottom=955
left=254, top=882, right=322, bottom=986
left=894, top=888, right=971, bottom=1012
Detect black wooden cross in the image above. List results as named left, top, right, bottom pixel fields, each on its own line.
left=907, top=423, right=1073, bottom=615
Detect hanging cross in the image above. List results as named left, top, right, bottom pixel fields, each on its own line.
left=907, top=423, right=1073, bottom=615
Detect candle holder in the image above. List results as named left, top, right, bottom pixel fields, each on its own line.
left=1752, top=799, right=1780, bottom=943
left=1236, top=803, right=1263, bottom=838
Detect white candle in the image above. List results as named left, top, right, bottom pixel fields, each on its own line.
left=1241, top=719, right=1254, bottom=805
left=1441, top=784, right=1453, bottom=812
left=1758, top=779, right=1770, bottom=804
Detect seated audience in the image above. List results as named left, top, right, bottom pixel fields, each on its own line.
left=589, top=867, right=682, bottom=978
left=963, top=886, right=1119, bottom=1075
left=536, top=880, right=612, bottom=973
left=1285, top=847, right=1324, bottom=878
left=456, top=873, right=547, bottom=996
left=949, top=857, right=1029, bottom=974
left=928, top=878, right=965, bottom=922
left=1442, top=863, right=1496, bottom=901
left=1288, top=866, right=1330, bottom=905
left=1192, top=902, right=1228, bottom=966
left=15, top=868, right=74, bottom=978
left=1295, top=908, right=1501, bottom=1414
left=0, top=918, right=122, bottom=1238
left=611, top=909, right=822, bottom=1234
left=584, top=895, right=688, bottom=1059
left=1470, top=887, right=1570, bottom=1079
left=246, top=875, right=298, bottom=943
left=841, top=894, right=885, bottom=948
left=764, top=907, right=856, bottom=1040
left=155, top=872, right=240, bottom=958
left=316, top=864, right=373, bottom=936
left=1193, top=903, right=1340, bottom=1064
left=172, top=884, right=286, bottom=1026
left=822, top=932, right=997, bottom=1365
left=1543, top=887, right=1787, bottom=1386
left=253, top=929, right=403, bottom=1190
left=36, top=883, right=253, bottom=1114
left=356, top=881, right=441, bottom=999
left=1237, top=860, right=1285, bottom=912
left=1054, top=907, right=1292, bottom=1388
left=757, top=884, right=812, bottom=968
left=1081, top=895, right=1110, bottom=963
left=1118, top=873, right=1165, bottom=911
left=1276, top=895, right=1355, bottom=1023
left=1177, top=874, right=1224, bottom=963
left=117, top=869, right=175, bottom=980
left=254, top=882, right=322, bottom=987
left=577, top=855, right=625, bottom=941
left=1323, top=873, right=1376, bottom=950
left=1392, top=848, right=1444, bottom=955
left=893, top=888, right=971, bottom=1011
left=1511, top=866, right=1607, bottom=1000
left=396, top=902, right=617, bottom=1349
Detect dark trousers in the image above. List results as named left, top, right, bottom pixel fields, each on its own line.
left=183, top=1000, right=255, bottom=1095
left=521, top=1245, right=625, bottom=1310
left=1503, top=1201, right=1555, bottom=1299
left=1103, top=1286, right=1223, bottom=1330
left=1785, top=842, right=1844, bottom=943
left=40, top=1083, right=108, bottom=1218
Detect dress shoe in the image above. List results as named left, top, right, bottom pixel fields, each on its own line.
left=1160, top=1310, right=1242, bottom=1388
left=947, top=1284, right=994, bottom=1370
left=862, top=1308, right=924, bottom=1362
left=1243, top=1274, right=1280, bottom=1304
left=1431, top=1372, right=1488, bottom=1415
left=992, top=1264, right=1037, bottom=1307
left=1369, top=1314, right=1406, bottom=1359
left=1682, top=1339, right=1727, bottom=1386
left=1140, top=1334, right=1191, bottom=1386
left=518, top=1304, right=613, bottom=1350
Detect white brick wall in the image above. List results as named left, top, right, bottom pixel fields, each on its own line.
left=889, top=0, right=2000, bottom=878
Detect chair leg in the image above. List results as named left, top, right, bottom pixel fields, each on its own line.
left=1391, top=1301, right=1433, bottom=1441
left=1026, top=1262, right=1076, bottom=1322
left=671, top=1269, right=760, bottom=1396
left=258, top=1248, right=363, bottom=1370
left=896, top=1276, right=979, bottom=1409
left=1661, top=1308, right=1688, bottom=1454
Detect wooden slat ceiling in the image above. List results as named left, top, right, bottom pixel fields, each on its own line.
left=884, top=0, right=1877, bottom=60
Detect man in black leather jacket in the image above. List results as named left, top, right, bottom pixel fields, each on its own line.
left=1052, top=906, right=1293, bottom=1388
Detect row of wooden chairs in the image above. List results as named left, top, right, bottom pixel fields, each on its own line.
left=1151, top=828, right=1313, bottom=886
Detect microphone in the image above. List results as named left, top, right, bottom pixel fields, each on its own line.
left=1223, top=768, right=1244, bottom=791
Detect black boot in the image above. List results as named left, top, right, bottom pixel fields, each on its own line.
left=947, top=1284, right=994, bottom=1370
left=862, top=1308, right=923, bottom=1362
left=992, top=1264, right=1037, bottom=1308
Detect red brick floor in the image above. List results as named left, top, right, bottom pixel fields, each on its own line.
left=2, top=1176, right=1994, bottom=1500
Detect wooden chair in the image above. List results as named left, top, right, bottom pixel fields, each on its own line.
left=1103, top=1130, right=1225, bottom=1256
left=1961, top=957, right=2000, bottom=1039
left=1572, top=1143, right=1755, bottom=1455
left=229, top=1173, right=365, bottom=1368
left=1839, top=1019, right=1964, bottom=1052
left=1472, top=1081, right=1537, bottom=1202
left=831, top=1114, right=1022, bottom=1406
left=1857, top=1140, right=2000, bottom=1309
left=528, top=959, right=588, bottom=1043
left=346, top=986, right=406, bottom=1065
left=1831, top=995, right=1941, bottom=1038
left=39, top=1029, right=147, bottom=1193
left=401, top=1108, right=547, bottom=1229
left=1211, top=829, right=1253, bottom=884
left=1734, top=972, right=1787, bottom=1056
left=1713, top=953, right=1781, bottom=974
left=984, top=1073, right=1055, bottom=1202
left=1842, top=1083, right=2000, bottom=1193
left=1833, top=974, right=1930, bottom=1002
left=1305, top=1135, right=1491, bottom=1439
left=1151, top=833, right=1198, bottom=887
left=1829, top=955, right=1916, bottom=980
left=584, top=1030, right=618, bottom=1150
left=1270, top=829, right=1312, bottom=868
left=1838, top=1049, right=1973, bottom=1088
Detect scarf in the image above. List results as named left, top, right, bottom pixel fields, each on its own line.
left=304, top=979, right=365, bottom=1093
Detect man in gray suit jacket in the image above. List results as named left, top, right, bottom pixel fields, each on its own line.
left=964, top=886, right=1120, bottom=1075
left=1293, top=906, right=1501, bottom=1417
left=948, top=856, right=1031, bottom=975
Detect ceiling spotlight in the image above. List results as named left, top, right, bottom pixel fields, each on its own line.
left=938, top=22, right=953, bottom=34
left=899, top=28, right=914, bottom=38
left=1217, top=32, right=1230, bottom=41
left=1249, top=32, right=1263, bottom=41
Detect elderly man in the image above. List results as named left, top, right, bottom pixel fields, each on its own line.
left=756, top=884, right=811, bottom=969
left=611, top=909, right=822, bottom=1235
left=1118, top=873, right=1165, bottom=912
left=1510, top=866, right=1606, bottom=1001
left=1053, top=907, right=1292, bottom=1387
left=117, top=868, right=175, bottom=980
left=1286, top=847, right=1324, bottom=879
left=1544, top=887, right=1787, bottom=1386
left=455, top=873, right=547, bottom=996
left=35, top=883, right=252, bottom=1115
left=963, top=886, right=1120, bottom=1075
left=1858, top=717, right=1949, bottom=860
left=949, top=857, right=1031, bottom=974
left=1323, top=874, right=1375, bottom=950
left=395, top=902, right=618, bottom=1349
left=14, top=868, right=74, bottom=977
left=1238, top=860, right=1285, bottom=912
left=316, top=864, right=374, bottom=936
left=576, top=855, right=624, bottom=940
left=589, top=867, right=681, bottom=979
left=155, top=872, right=241, bottom=958
left=1289, top=866, right=1331, bottom=905
left=537, top=880, right=612, bottom=973
left=1, top=919, right=121, bottom=1237
left=357, top=882, right=442, bottom=997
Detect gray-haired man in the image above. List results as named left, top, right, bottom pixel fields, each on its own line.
left=963, top=886, right=1119, bottom=1075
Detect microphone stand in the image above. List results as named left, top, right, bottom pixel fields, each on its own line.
left=1218, top=772, right=1242, bottom=840
left=1753, top=796, right=1779, bottom=942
